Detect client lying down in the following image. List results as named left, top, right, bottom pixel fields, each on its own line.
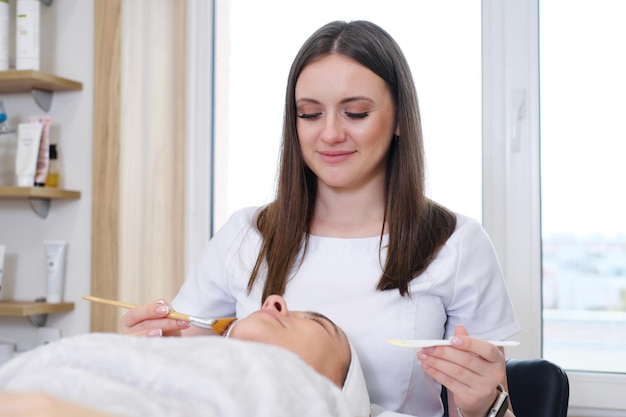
left=0, top=295, right=370, bottom=417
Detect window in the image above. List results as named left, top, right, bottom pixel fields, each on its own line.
left=212, top=0, right=482, bottom=230
left=482, top=1, right=626, bottom=414
left=540, top=0, right=626, bottom=374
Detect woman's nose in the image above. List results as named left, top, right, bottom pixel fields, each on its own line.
left=262, top=294, right=289, bottom=315
left=321, top=114, right=345, bottom=144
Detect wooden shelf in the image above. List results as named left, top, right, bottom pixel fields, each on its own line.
left=0, top=70, right=82, bottom=93
left=0, top=186, right=81, bottom=200
left=0, top=301, right=75, bottom=317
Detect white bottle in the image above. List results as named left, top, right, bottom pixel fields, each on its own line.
left=16, top=0, right=40, bottom=70
left=44, top=241, right=66, bottom=303
left=0, top=0, right=9, bottom=71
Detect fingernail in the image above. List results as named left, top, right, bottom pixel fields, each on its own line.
left=156, top=305, right=169, bottom=315
left=147, top=328, right=163, bottom=337
left=418, top=352, right=429, bottom=360
left=450, top=337, right=462, bottom=346
left=177, top=320, right=190, bottom=328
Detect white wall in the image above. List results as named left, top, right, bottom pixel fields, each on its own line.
left=0, top=0, right=94, bottom=351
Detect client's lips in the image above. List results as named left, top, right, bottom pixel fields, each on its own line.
left=254, top=310, right=286, bottom=328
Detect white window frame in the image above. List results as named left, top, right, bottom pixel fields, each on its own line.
left=188, top=1, right=626, bottom=415
left=482, top=1, right=626, bottom=416
left=185, top=0, right=214, bottom=273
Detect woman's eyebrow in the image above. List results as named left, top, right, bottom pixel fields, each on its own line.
left=306, top=311, right=340, bottom=337
left=296, top=96, right=374, bottom=106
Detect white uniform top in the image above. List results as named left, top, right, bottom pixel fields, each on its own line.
left=173, top=207, right=521, bottom=417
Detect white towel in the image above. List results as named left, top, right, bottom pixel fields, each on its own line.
left=0, top=333, right=358, bottom=417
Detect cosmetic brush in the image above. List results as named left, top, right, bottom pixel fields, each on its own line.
left=387, top=339, right=520, bottom=348
left=82, top=295, right=236, bottom=335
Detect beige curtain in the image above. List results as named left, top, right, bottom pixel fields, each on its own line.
left=91, top=0, right=186, bottom=332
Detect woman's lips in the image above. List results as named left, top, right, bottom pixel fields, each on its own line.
left=318, top=150, right=356, bottom=163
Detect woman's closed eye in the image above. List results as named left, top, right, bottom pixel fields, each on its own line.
left=346, top=111, right=369, bottom=119
left=297, top=111, right=369, bottom=120
left=298, top=112, right=322, bottom=120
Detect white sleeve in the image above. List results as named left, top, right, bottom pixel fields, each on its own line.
left=444, top=216, right=521, bottom=340
left=172, top=207, right=262, bottom=318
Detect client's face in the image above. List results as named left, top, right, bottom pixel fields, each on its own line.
left=228, top=294, right=350, bottom=388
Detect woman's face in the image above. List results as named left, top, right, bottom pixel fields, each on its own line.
left=295, top=54, right=398, bottom=192
left=228, top=295, right=350, bottom=388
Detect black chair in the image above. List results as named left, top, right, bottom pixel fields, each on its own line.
left=442, top=358, right=569, bottom=417
left=505, top=358, right=569, bottom=417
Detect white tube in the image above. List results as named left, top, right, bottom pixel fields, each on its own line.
left=31, top=115, right=51, bottom=186
left=44, top=240, right=66, bottom=303
left=0, top=244, right=5, bottom=299
left=15, top=122, right=43, bottom=187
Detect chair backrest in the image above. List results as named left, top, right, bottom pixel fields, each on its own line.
left=441, top=358, right=569, bottom=417
left=505, top=358, right=569, bottom=417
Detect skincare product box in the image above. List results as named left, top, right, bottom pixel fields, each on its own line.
left=16, top=0, right=40, bottom=70
left=15, top=122, right=43, bottom=186
left=0, top=0, right=9, bottom=70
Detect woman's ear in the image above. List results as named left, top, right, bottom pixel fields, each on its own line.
left=394, top=126, right=400, bottom=137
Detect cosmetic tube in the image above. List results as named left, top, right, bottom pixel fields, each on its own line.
left=15, top=0, right=40, bottom=70
left=15, top=122, right=43, bottom=186
left=31, top=115, right=51, bottom=186
left=0, top=244, right=5, bottom=299
left=44, top=241, right=66, bottom=303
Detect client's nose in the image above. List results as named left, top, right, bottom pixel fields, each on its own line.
left=262, top=294, right=289, bottom=315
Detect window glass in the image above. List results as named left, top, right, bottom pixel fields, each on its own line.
left=213, top=0, right=482, bottom=230
left=540, top=0, right=626, bottom=373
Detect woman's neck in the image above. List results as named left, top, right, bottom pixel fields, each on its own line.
left=311, top=183, right=386, bottom=238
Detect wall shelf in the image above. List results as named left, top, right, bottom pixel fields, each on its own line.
left=0, top=301, right=74, bottom=317
left=0, top=186, right=81, bottom=218
left=0, top=186, right=80, bottom=199
left=0, top=70, right=83, bottom=111
left=0, top=70, right=82, bottom=93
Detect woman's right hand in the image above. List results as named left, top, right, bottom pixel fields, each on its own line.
left=119, top=299, right=191, bottom=337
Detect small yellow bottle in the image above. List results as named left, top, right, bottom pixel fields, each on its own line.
left=45, top=143, right=60, bottom=187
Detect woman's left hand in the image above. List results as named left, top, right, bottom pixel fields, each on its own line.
left=417, top=324, right=510, bottom=417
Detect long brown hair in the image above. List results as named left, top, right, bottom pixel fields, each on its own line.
left=248, top=20, right=456, bottom=300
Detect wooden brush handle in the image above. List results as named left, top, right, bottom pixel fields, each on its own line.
left=82, top=295, right=190, bottom=322
left=83, top=295, right=137, bottom=310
